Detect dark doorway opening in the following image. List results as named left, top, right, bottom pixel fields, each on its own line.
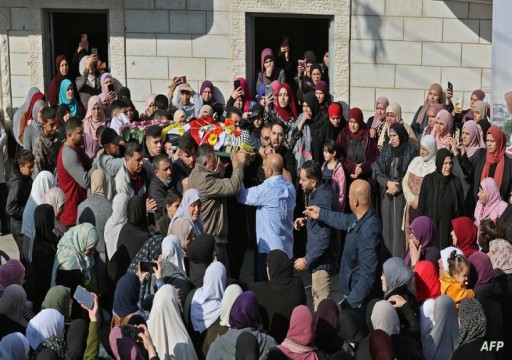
left=248, top=15, right=330, bottom=94
left=44, top=10, right=109, bottom=92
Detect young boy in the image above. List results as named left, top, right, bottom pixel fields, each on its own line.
left=33, top=106, right=60, bottom=176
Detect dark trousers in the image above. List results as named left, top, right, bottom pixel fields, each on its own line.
left=0, top=183, right=9, bottom=233
left=255, top=252, right=268, bottom=282
left=216, top=243, right=230, bottom=278
left=10, top=218, right=24, bottom=262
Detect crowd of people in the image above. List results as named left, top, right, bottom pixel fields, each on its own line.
left=0, top=35, right=510, bottom=360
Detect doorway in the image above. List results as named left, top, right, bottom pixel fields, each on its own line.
left=43, top=10, right=109, bottom=92
left=247, top=14, right=331, bottom=95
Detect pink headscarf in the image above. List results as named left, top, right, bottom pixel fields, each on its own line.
left=277, top=305, right=319, bottom=360
left=371, top=96, right=389, bottom=128
left=260, top=48, right=274, bottom=75
left=462, top=120, right=485, bottom=158
left=82, top=96, right=105, bottom=139
left=474, top=177, right=509, bottom=227
left=0, top=260, right=25, bottom=292
left=235, top=77, right=251, bottom=113
left=434, top=109, right=453, bottom=149
left=463, top=89, right=486, bottom=122
left=424, top=103, right=444, bottom=136
left=145, top=93, right=157, bottom=116
left=99, top=72, right=117, bottom=105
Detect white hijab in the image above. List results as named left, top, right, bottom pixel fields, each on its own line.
left=191, top=262, right=226, bottom=333
left=406, top=134, right=437, bottom=177
left=104, top=193, right=129, bottom=260
left=21, top=171, right=56, bottom=262
left=0, top=332, right=30, bottom=360
left=371, top=300, right=400, bottom=335
left=219, top=284, right=243, bottom=327
left=170, top=189, right=204, bottom=236
left=148, top=285, right=198, bottom=360
left=12, top=87, right=40, bottom=145
left=26, top=309, right=65, bottom=350
left=161, top=235, right=186, bottom=272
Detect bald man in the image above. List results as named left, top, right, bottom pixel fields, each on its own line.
left=306, top=179, right=382, bottom=335
left=238, top=153, right=297, bottom=281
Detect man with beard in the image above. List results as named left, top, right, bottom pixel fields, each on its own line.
left=269, top=121, right=297, bottom=182
left=148, top=154, right=173, bottom=220
left=171, top=133, right=197, bottom=193
left=96, top=127, right=124, bottom=200
left=115, top=141, right=149, bottom=198
left=293, top=160, right=338, bottom=310
left=57, top=117, right=94, bottom=227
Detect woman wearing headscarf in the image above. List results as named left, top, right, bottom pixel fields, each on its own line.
left=381, top=257, right=420, bottom=342
left=420, top=103, right=443, bottom=139
left=418, top=149, right=464, bottom=249
left=433, top=109, right=454, bottom=150
left=256, top=48, right=285, bottom=92
left=207, top=291, right=277, bottom=360
left=372, top=122, right=418, bottom=258
left=22, top=170, right=55, bottom=263
left=26, top=308, right=65, bottom=351
left=422, top=295, right=459, bottom=360
left=470, top=126, right=512, bottom=204
left=276, top=305, right=318, bottom=360
left=451, top=217, right=479, bottom=257
left=452, top=119, right=486, bottom=214
left=76, top=55, right=101, bottom=110
left=295, top=62, right=323, bottom=104
left=290, top=91, right=332, bottom=167
left=314, top=80, right=331, bottom=117
left=42, top=187, right=66, bottom=239
left=59, top=79, right=85, bottom=118
left=473, top=100, right=491, bottom=136
left=193, top=80, right=224, bottom=119
left=225, top=76, right=253, bottom=115
left=266, top=83, right=299, bottom=125
left=367, top=329, right=393, bottom=360
left=203, top=284, right=243, bottom=357
left=148, top=285, right=198, bottom=359
left=41, top=286, right=71, bottom=319
left=186, top=233, right=216, bottom=288
left=153, top=234, right=191, bottom=296
left=450, top=299, right=491, bottom=360
left=0, top=259, right=25, bottom=295
left=48, top=55, right=70, bottom=109
left=23, top=98, right=46, bottom=152
left=31, top=204, right=58, bottom=312
left=315, top=299, right=355, bottom=357
left=169, top=188, right=204, bottom=236
left=82, top=96, right=106, bottom=158
left=248, top=249, right=307, bottom=343
left=402, top=135, right=437, bottom=239
left=111, top=272, right=148, bottom=327
left=104, top=193, right=129, bottom=261
left=337, top=107, right=378, bottom=187
left=0, top=332, right=30, bottom=360
left=474, top=177, right=511, bottom=229
left=112, top=196, right=151, bottom=283
left=468, top=252, right=503, bottom=342
left=191, top=262, right=227, bottom=333
left=51, top=223, right=99, bottom=310
left=377, top=103, right=418, bottom=150
left=77, top=169, right=112, bottom=297
left=405, top=216, right=441, bottom=271
left=413, top=261, right=441, bottom=344
left=98, top=72, right=117, bottom=106
left=455, top=89, right=486, bottom=125
left=12, top=87, right=42, bottom=145
left=366, top=96, right=390, bottom=140
left=412, top=83, right=452, bottom=137
left=0, top=285, right=29, bottom=338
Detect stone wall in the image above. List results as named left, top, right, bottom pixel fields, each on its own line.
left=349, top=0, right=492, bottom=122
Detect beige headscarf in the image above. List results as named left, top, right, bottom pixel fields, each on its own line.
left=378, top=103, right=403, bottom=148
left=168, top=217, right=193, bottom=248
left=199, top=105, right=213, bottom=117
left=173, top=109, right=187, bottom=124
left=91, top=169, right=107, bottom=196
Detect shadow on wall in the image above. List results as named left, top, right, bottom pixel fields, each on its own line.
left=352, top=2, right=385, bottom=61
left=443, top=0, right=492, bottom=43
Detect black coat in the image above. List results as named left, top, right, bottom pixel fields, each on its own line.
left=6, top=165, right=33, bottom=222
left=147, top=177, right=173, bottom=219
left=469, top=150, right=512, bottom=203
left=474, top=281, right=504, bottom=343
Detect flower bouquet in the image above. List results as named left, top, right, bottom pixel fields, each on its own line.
left=120, top=119, right=172, bottom=143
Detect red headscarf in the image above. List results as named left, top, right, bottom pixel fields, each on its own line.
left=348, top=107, right=366, bottom=140
left=328, top=103, right=341, bottom=118
left=481, top=125, right=506, bottom=188
left=235, top=77, right=251, bottom=113
left=414, top=261, right=441, bottom=303
left=47, top=55, right=68, bottom=108
left=451, top=217, right=479, bottom=258
left=275, top=83, right=298, bottom=122
left=25, top=92, right=45, bottom=121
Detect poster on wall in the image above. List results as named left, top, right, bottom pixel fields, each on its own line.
left=492, top=0, right=512, bottom=150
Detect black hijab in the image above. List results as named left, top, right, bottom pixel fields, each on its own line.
left=235, top=332, right=259, bottom=360
left=127, top=196, right=148, bottom=230
left=34, top=204, right=57, bottom=247
left=303, top=91, right=333, bottom=162
left=435, top=148, right=453, bottom=184
left=389, top=122, right=409, bottom=157
left=315, top=298, right=344, bottom=354
left=248, top=249, right=307, bottom=343
left=186, top=233, right=215, bottom=288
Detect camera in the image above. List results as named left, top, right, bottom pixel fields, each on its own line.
left=121, top=324, right=142, bottom=341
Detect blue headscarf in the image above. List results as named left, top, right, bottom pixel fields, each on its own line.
left=58, top=79, right=78, bottom=116
left=113, top=273, right=140, bottom=318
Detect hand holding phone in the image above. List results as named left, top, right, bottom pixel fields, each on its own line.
left=107, top=83, right=115, bottom=93
left=234, top=80, right=241, bottom=90
left=447, top=81, right=453, bottom=93
left=298, top=59, right=306, bottom=68
left=139, top=261, right=157, bottom=274
left=73, top=285, right=94, bottom=310
left=181, top=75, right=187, bottom=84
left=265, top=85, right=273, bottom=98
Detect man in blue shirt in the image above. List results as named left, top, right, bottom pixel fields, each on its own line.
left=305, top=179, right=382, bottom=335
left=237, top=153, right=296, bottom=281
left=294, top=160, right=338, bottom=310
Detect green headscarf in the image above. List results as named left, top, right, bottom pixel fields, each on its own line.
left=42, top=285, right=71, bottom=318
